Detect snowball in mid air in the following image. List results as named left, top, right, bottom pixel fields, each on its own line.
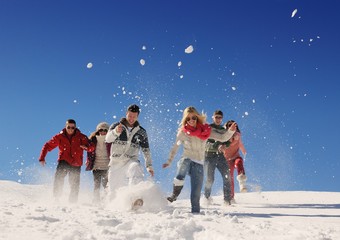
left=87, top=62, right=93, bottom=69
left=178, top=61, right=182, bottom=67
left=140, top=59, right=145, bottom=66
left=184, top=45, right=194, bottom=54
left=291, top=9, right=298, bottom=18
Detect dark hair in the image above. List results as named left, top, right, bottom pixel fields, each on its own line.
left=225, top=120, right=240, bottom=133
left=127, top=104, right=140, bottom=114
left=66, top=119, right=76, bottom=125
left=213, top=110, right=223, bottom=117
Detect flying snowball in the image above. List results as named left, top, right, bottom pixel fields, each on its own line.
left=291, top=9, right=298, bottom=18
left=140, top=59, right=145, bottom=66
left=86, top=62, right=93, bottom=69
left=184, top=45, right=194, bottom=54
left=232, top=86, right=236, bottom=91
left=142, top=45, right=146, bottom=50
left=180, top=75, right=184, bottom=79
left=178, top=61, right=182, bottom=67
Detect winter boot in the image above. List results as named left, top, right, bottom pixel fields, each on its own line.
left=167, top=185, right=183, bottom=203
left=131, top=198, right=144, bottom=211
left=237, top=174, right=247, bottom=193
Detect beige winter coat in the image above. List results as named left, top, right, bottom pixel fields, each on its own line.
left=166, top=128, right=235, bottom=165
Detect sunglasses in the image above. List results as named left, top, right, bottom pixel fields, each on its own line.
left=186, top=116, right=198, bottom=122
left=67, top=126, right=75, bottom=130
left=98, top=129, right=108, bottom=132
left=214, top=116, right=223, bottom=119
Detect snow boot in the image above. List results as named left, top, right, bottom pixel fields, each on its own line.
left=131, top=198, right=144, bottom=211
left=167, top=185, right=183, bottom=203
left=237, top=174, right=247, bottom=193
left=224, top=200, right=232, bottom=206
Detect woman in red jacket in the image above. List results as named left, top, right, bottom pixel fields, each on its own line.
left=39, top=119, right=94, bottom=203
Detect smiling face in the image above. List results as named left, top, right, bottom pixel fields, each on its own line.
left=65, top=123, right=76, bottom=135
left=126, top=111, right=139, bottom=127
left=185, top=113, right=197, bottom=128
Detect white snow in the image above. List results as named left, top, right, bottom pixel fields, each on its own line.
left=1, top=180, right=340, bottom=240
left=178, top=61, right=182, bottom=67
left=291, top=9, right=298, bottom=18
left=86, top=62, right=93, bottom=69
left=185, top=45, right=194, bottom=54
left=140, top=59, right=146, bottom=66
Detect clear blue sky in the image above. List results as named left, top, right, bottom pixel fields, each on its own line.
left=1, top=0, right=339, bottom=193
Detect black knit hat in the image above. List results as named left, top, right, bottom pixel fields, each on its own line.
left=127, top=104, right=140, bottom=113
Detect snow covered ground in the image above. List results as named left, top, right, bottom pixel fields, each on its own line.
left=1, top=180, right=340, bottom=240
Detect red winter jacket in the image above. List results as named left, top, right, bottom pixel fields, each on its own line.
left=39, top=128, right=94, bottom=167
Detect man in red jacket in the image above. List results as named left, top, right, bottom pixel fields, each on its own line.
left=39, top=119, right=93, bottom=203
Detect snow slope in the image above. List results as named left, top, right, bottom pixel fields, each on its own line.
left=1, top=180, right=340, bottom=240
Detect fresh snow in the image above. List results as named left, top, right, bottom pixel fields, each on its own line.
left=1, top=180, right=340, bottom=240
left=86, top=62, right=93, bottom=69
left=291, top=9, right=298, bottom=18
left=184, top=45, right=194, bottom=54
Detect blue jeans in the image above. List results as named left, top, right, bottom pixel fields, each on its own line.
left=175, top=158, right=204, bottom=213
left=204, top=152, right=232, bottom=202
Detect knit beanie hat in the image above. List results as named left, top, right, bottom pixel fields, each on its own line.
left=96, top=122, right=110, bottom=131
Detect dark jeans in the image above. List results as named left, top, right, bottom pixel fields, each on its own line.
left=175, top=158, right=204, bottom=213
left=53, top=160, right=81, bottom=203
left=204, top=152, right=232, bottom=202
left=93, top=169, right=108, bottom=200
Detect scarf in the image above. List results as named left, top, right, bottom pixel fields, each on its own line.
left=182, top=122, right=211, bottom=140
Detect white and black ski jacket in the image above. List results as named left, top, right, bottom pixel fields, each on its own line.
left=105, top=118, right=152, bottom=169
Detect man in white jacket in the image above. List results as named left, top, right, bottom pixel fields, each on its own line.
left=105, top=104, right=154, bottom=206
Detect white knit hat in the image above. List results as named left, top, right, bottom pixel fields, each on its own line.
left=96, top=122, right=110, bottom=131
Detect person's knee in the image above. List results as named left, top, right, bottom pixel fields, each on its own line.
left=127, top=162, right=143, bottom=178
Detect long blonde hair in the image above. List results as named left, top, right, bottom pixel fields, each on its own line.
left=180, top=106, right=207, bottom=127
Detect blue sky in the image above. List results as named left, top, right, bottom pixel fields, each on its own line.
left=1, top=0, right=339, bottom=193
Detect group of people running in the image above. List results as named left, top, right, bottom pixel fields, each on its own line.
left=39, top=104, right=247, bottom=214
